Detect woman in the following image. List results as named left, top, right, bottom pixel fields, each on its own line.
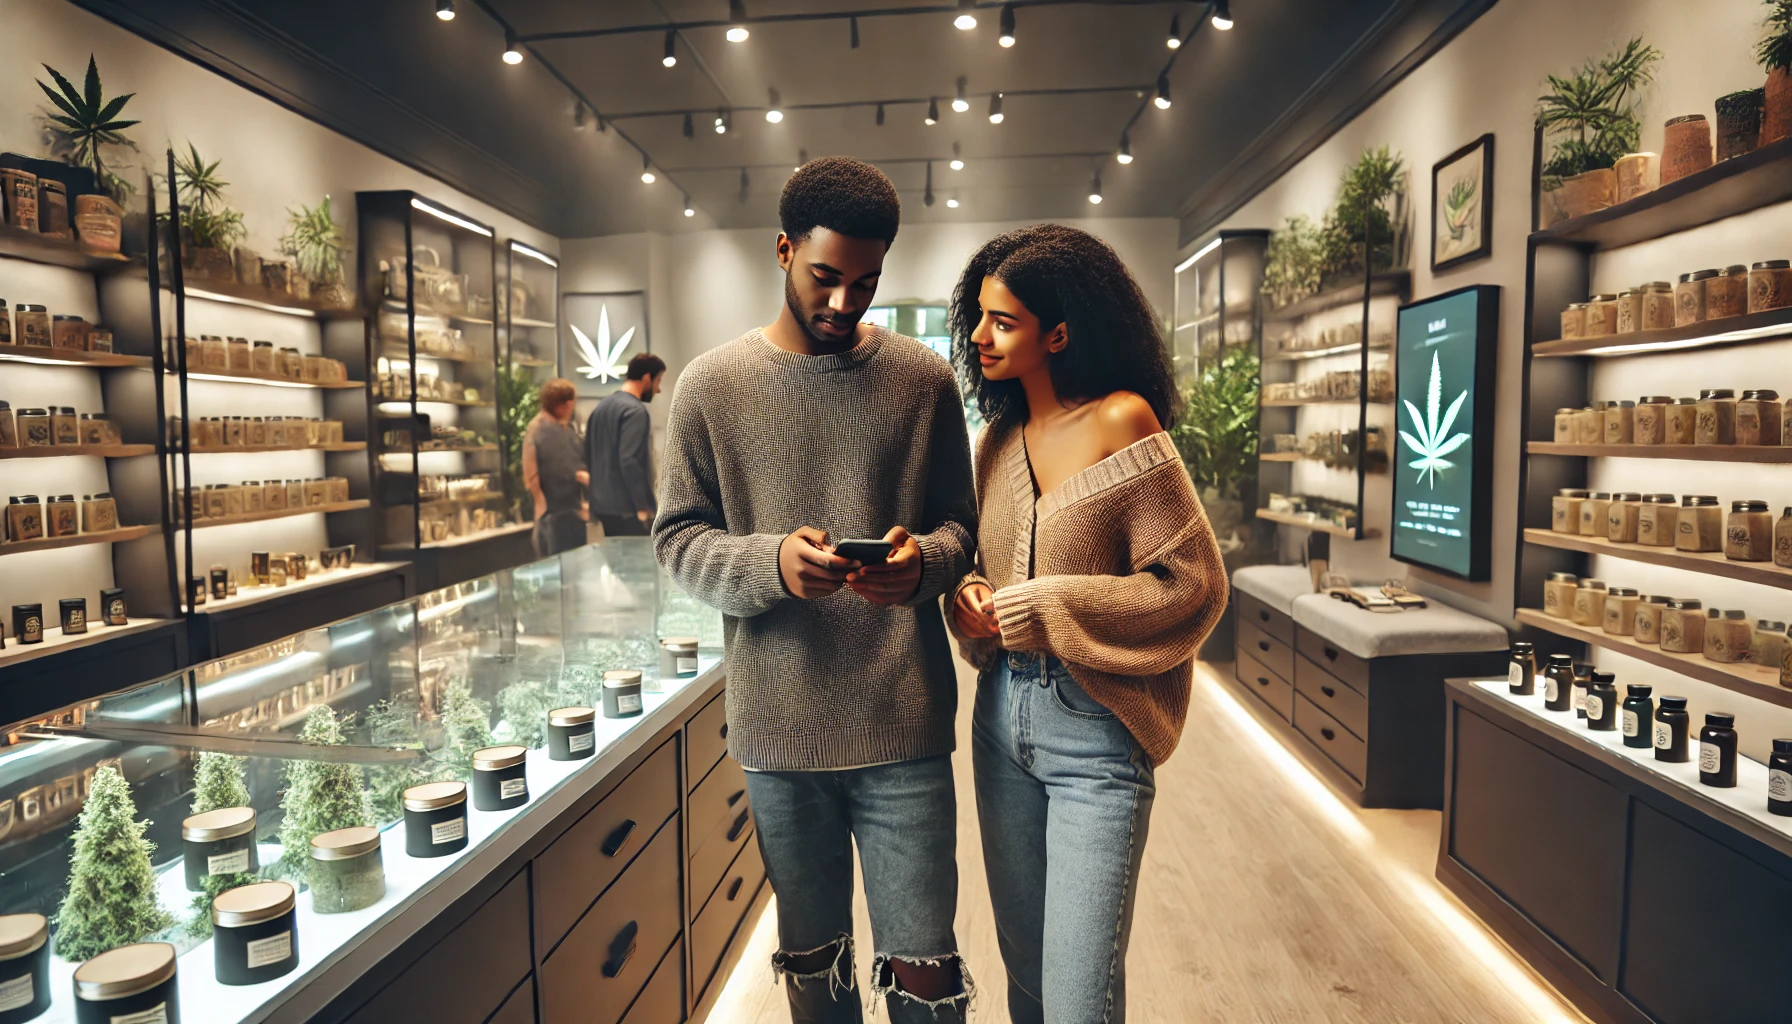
left=948, top=225, right=1227, bottom=1024
left=523, top=378, right=590, bottom=556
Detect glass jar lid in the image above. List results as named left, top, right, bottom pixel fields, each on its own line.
left=1741, top=389, right=1780, bottom=401
left=1752, top=260, right=1791, bottom=270
left=1669, top=598, right=1702, bottom=610
left=1581, top=579, right=1607, bottom=590
left=472, top=744, right=527, bottom=771
left=310, top=825, right=381, bottom=862
left=1683, top=495, right=1720, bottom=506
left=0, top=913, right=47, bottom=960
left=1612, top=492, right=1643, bottom=501
left=1587, top=492, right=1611, bottom=500
left=604, top=669, right=644, bottom=686
left=16, top=304, right=45, bottom=312
left=1618, top=287, right=1640, bottom=296
left=1736, top=499, right=1771, bottom=512
left=1721, top=264, right=1750, bottom=276
left=549, top=706, right=596, bottom=727
left=82, top=492, right=112, bottom=501
left=1698, top=388, right=1735, bottom=400
left=51, top=314, right=83, bottom=322
left=403, top=780, right=467, bottom=811
left=1558, top=488, right=1589, bottom=498
left=253, top=340, right=273, bottom=348
left=73, top=942, right=177, bottom=1001
left=1609, top=399, right=1635, bottom=408
left=1546, top=653, right=1574, bottom=664
left=9, top=495, right=40, bottom=504
left=181, top=805, right=255, bottom=842
left=1608, top=587, right=1639, bottom=597
left=1590, top=293, right=1619, bottom=302
left=212, top=880, right=295, bottom=928
left=1638, top=396, right=1671, bottom=404
left=1627, top=684, right=1653, bottom=697
left=1643, top=494, right=1677, bottom=503
left=1548, top=571, right=1579, bottom=582
left=1644, top=595, right=1672, bottom=605
left=1671, top=397, right=1698, bottom=405
left=1724, top=608, right=1749, bottom=620
left=1758, top=620, right=1788, bottom=632
left=1566, top=302, right=1587, bottom=310
left=1687, top=268, right=1720, bottom=281
left=1706, top=712, right=1737, bottom=732
left=1555, top=407, right=1580, bottom=415
left=1647, top=281, right=1673, bottom=290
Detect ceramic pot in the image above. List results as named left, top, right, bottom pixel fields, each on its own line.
left=1661, top=114, right=1714, bottom=185
left=1547, top=167, right=1617, bottom=222
left=262, top=261, right=292, bottom=294
left=234, top=247, right=262, bottom=287
left=1614, top=153, right=1657, bottom=203
left=313, top=281, right=355, bottom=310
left=291, top=273, right=312, bottom=300
left=189, top=245, right=235, bottom=282
left=1767, top=67, right=1792, bottom=146
left=1716, top=89, right=1764, bottom=162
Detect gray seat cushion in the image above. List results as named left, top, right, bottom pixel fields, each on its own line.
left=1291, top=592, right=1508, bottom=659
left=1230, top=564, right=1316, bottom=615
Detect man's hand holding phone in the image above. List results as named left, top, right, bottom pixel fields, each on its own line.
left=844, top=526, right=922, bottom=606
left=780, top=527, right=854, bottom=599
left=952, top=581, right=999, bottom=638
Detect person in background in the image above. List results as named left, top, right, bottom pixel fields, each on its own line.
left=586, top=352, right=665, bottom=537
left=523, top=377, right=589, bottom=557
left=947, top=225, right=1227, bottom=1024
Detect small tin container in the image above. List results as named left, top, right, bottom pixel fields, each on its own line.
left=11, top=605, right=42, bottom=645
left=660, top=636, right=701, bottom=678
left=1633, top=397, right=1669, bottom=445
left=212, top=881, right=299, bottom=986
left=12, top=307, right=47, bottom=348
left=1644, top=282, right=1676, bottom=329
left=603, top=670, right=644, bottom=719
left=1770, top=739, right=1792, bottom=816
left=72, top=943, right=179, bottom=1024
left=1708, top=265, right=1750, bottom=319
left=472, top=745, right=529, bottom=811
left=45, top=495, right=77, bottom=537
left=0, top=913, right=50, bottom=1024
left=50, top=409, right=77, bottom=447
left=1750, top=259, right=1792, bottom=313
left=50, top=315, right=86, bottom=350
left=0, top=403, right=14, bottom=449
left=99, top=588, right=127, bottom=626
left=1621, top=685, right=1654, bottom=750
left=1634, top=595, right=1672, bottom=645
left=403, top=781, right=468, bottom=857
left=548, top=707, right=598, bottom=761
left=308, top=826, right=385, bottom=915
left=1655, top=696, right=1691, bottom=762
left=58, top=598, right=86, bottom=636
left=5, top=497, right=42, bottom=542
left=1736, top=389, right=1783, bottom=445
left=210, top=565, right=229, bottom=602
left=181, top=806, right=258, bottom=892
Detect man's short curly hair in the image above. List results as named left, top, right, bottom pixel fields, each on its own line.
left=778, top=156, right=900, bottom=247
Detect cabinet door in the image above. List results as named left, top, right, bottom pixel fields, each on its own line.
left=687, top=756, right=747, bottom=860
left=488, top=977, right=536, bottom=1024
left=620, top=937, right=686, bottom=1024
left=343, top=870, right=532, bottom=1024
left=692, top=838, right=766, bottom=1005
left=687, top=691, right=729, bottom=792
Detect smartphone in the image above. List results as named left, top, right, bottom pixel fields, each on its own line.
left=833, top=539, right=894, bottom=565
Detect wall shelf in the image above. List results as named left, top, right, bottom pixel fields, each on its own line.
left=185, top=369, right=365, bottom=390
left=1255, top=507, right=1379, bottom=538
left=0, top=444, right=155, bottom=461
left=181, top=280, right=364, bottom=321
left=1531, top=306, right=1792, bottom=359
left=1261, top=396, right=1392, bottom=407
left=0, top=227, right=136, bottom=274
left=380, top=344, right=487, bottom=365
left=1264, top=271, right=1410, bottom=323
left=1515, top=608, right=1792, bottom=711
left=187, top=499, right=370, bottom=530
left=0, top=346, right=151, bottom=369
left=419, top=521, right=533, bottom=550
left=1522, top=528, right=1792, bottom=591
left=1526, top=441, right=1792, bottom=464
left=511, top=317, right=555, bottom=329
left=0, top=524, right=152, bottom=557
left=1264, top=342, right=1392, bottom=363
left=185, top=442, right=367, bottom=454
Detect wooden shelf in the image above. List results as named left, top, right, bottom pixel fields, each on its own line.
left=1523, top=528, right=1792, bottom=591
left=189, top=499, right=370, bottom=530
left=0, top=444, right=154, bottom=460
left=380, top=344, right=489, bottom=365
left=1259, top=452, right=1302, bottom=462
left=186, top=442, right=366, bottom=454
left=1533, top=135, right=1792, bottom=252
left=182, top=280, right=364, bottom=321
left=0, top=524, right=151, bottom=557
left=419, top=521, right=531, bottom=550
left=0, top=345, right=150, bottom=369
left=1532, top=306, right=1792, bottom=359
left=1256, top=452, right=1386, bottom=472
left=1526, top=442, right=1792, bottom=464
left=1262, top=397, right=1391, bottom=407
left=510, top=358, right=554, bottom=368
left=419, top=491, right=504, bottom=507
left=185, top=369, right=365, bottom=390
left=1265, top=271, right=1411, bottom=323
left=400, top=444, right=499, bottom=454
left=1516, top=608, right=1792, bottom=711
left=0, top=227, right=136, bottom=274
left=389, top=397, right=495, bottom=408
left=510, top=317, right=556, bottom=329
left=1264, top=342, right=1392, bottom=363
left=1255, top=507, right=1379, bottom=538
left=0, top=617, right=170, bottom=672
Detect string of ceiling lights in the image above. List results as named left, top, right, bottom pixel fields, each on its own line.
left=433, top=0, right=1234, bottom=216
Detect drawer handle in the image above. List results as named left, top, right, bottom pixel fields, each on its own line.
left=1320, top=727, right=1336, bottom=741
left=1257, top=640, right=1270, bottom=653
left=602, top=920, right=639, bottom=978
left=1321, top=685, right=1335, bottom=698
left=726, top=809, right=750, bottom=843
left=602, top=819, right=638, bottom=858
left=727, top=876, right=745, bottom=901
left=727, top=789, right=746, bottom=808
left=1258, top=609, right=1270, bottom=622
left=1322, top=646, right=1339, bottom=662
left=1255, top=677, right=1270, bottom=688
left=720, top=722, right=729, bottom=739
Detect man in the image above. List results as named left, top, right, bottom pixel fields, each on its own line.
left=522, top=377, right=588, bottom=557
left=586, top=352, right=665, bottom=537
left=654, top=157, right=976, bottom=1022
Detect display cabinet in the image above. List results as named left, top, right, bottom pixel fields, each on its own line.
left=358, top=193, right=529, bottom=593
left=1171, top=230, right=1267, bottom=388
left=500, top=240, right=560, bottom=521
left=0, top=539, right=755, bottom=1024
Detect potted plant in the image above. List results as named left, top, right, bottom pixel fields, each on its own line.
left=1536, top=38, right=1661, bottom=223
left=281, top=195, right=353, bottom=308
left=169, top=143, right=245, bottom=282
left=1319, top=145, right=1408, bottom=289
left=1716, top=88, right=1767, bottom=161
left=1762, top=0, right=1792, bottom=145
left=36, top=56, right=138, bottom=204
left=1264, top=215, right=1323, bottom=310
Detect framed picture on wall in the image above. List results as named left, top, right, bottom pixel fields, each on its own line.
left=1431, top=133, right=1494, bottom=272
left=562, top=291, right=649, bottom=398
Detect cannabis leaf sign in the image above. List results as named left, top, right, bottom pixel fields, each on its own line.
left=571, top=304, right=636, bottom=382
left=1400, top=351, right=1470, bottom=488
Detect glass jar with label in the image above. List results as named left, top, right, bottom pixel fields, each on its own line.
left=1695, top=388, right=1737, bottom=445
left=227, top=337, right=250, bottom=372
left=1552, top=489, right=1588, bottom=534
left=77, top=413, right=112, bottom=446
left=1602, top=401, right=1635, bottom=444
left=72, top=942, right=180, bottom=1024
left=309, top=826, right=385, bottom=915
left=1665, top=397, right=1700, bottom=444
left=1637, top=494, right=1679, bottom=546
left=1560, top=304, right=1587, bottom=340
left=1540, top=654, right=1575, bottom=711
left=1585, top=673, right=1619, bottom=730
left=1553, top=408, right=1577, bottom=443
left=201, top=335, right=227, bottom=370
left=1676, top=269, right=1718, bottom=325
left=1571, top=578, right=1607, bottom=628
left=1603, top=588, right=1640, bottom=635
left=1777, top=507, right=1792, bottom=568
left=81, top=493, right=117, bottom=533
left=5, top=496, right=42, bottom=543
left=1571, top=665, right=1593, bottom=719
left=1643, top=281, right=1676, bottom=330
left=1736, top=389, right=1782, bottom=445
left=251, top=340, right=275, bottom=374
left=1750, top=259, right=1792, bottom=312
left=1621, top=685, right=1655, bottom=749
left=1699, top=712, right=1738, bottom=788
left=1585, top=294, right=1619, bottom=336
left=1574, top=405, right=1603, bottom=444
left=1706, top=609, right=1752, bottom=664
left=1607, top=492, right=1643, bottom=543
left=0, top=402, right=13, bottom=450
left=16, top=408, right=49, bottom=448
left=50, top=315, right=86, bottom=350
left=403, top=781, right=468, bottom=858
left=181, top=806, right=258, bottom=892
left=1660, top=598, right=1705, bottom=654
left=1676, top=495, right=1724, bottom=552
left=1507, top=641, right=1536, bottom=695
left=1726, top=499, right=1774, bottom=561
left=13, top=305, right=48, bottom=347
left=87, top=328, right=112, bottom=353
left=1754, top=620, right=1789, bottom=670
left=45, top=495, right=77, bottom=538
left=50, top=407, right=77, bottom=446
left=1770, top=739, right=1792, bottom=816
left=1634, top=595, right=1671, bottom=644
left=1543, top=572, right=1578, bottom=618
left=1655, top=695, right=1691, bottom=762
left=1707, top=264, right=1750, bottom=319
left=1579, top=492, right=1612, bottom=536
left=212, top=881, right=299, bottom=986
left=1615, top=288, right=1644, bottom=333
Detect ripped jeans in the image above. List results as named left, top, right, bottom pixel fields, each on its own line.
left=746, top=754, right=971, bottom=1023
left=972, top=653, right=1156, bottom=1024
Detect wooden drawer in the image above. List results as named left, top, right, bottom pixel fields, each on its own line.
left=343, top=870, right=531, bottom=1024
left=692, top=837, right=767, bottom=1003
left=488, top=977, right=535, bottom=1024
left=688, top=755, right=748, bottom=852
left=1296, top=626, right=1369, bottom=695
left=536, top=739, right=679, bottom=953
left=1236, top=620, right=1293, bottom=683
left=1295, top=654, right=1367, bottom=740
left=1234, top=650, right=1293, bottom=721
left=691, top=800, right=755, bottom=916
left=1294, top=691, right=1367, bottom=784
left=541, top=816, right=684, bottom=1024
left=620, top=937, right=685, bottom=1024
left=1234, top=590, right=1293, bottom=646
left=687, top=691, right=730, bottom=792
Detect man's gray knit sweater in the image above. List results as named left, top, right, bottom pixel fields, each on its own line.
left=653, top=327, right=976, bottom=770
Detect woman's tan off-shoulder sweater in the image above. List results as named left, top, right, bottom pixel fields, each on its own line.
left=952, top=424, right=1227, bottom=765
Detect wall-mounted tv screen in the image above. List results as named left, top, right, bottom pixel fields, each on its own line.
left=1390, top=285, right=1499, bottom=581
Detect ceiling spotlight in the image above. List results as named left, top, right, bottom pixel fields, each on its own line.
left=663, top=30, right=678, bottom=67
left=715, top=109, right=730, bottom=134
left=765, top=88, right=783, bottom=123
left=1088, top=173, right=1103, bottom=204
left=1167, top=14, right=1181, bottom=48
left=574, top=103, right=589, bottom=130
left=435, top=0, right=455, bottom=21
left=1211, top=0, right=1234, bottom=30
left=953, top=77, right=970, bottom=113
left=925, top=97, right=939, bottom=125
left=503, top=30, right=523, bottom=64
left=947, top=194, right=960, bottom=209
left=1154, top=73, right=1172, bottom=109
left=726, top=0, right=750, bottom=42
left=876, top=102, right=886, bottom=126
left=988, top=93, right=1004, bottom=124
left=950, top=141, right=964, bottom=171
left=1117, top=133, right=1133, bottom=164
left=641, top=155, right=656, bottom=184
left=925, top=162, right=936, bottom=207
left=954, top=0, right=977, bottom=31
left=850, top=16, right=860, bottom=48
left=999, top=5, right=1016, bottom=46
left=683, top=112, right=694, bottom=138
left=683, top=196, right=695, bottom=217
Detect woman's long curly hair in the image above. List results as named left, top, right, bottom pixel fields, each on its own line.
left=950, top=224, right=1179, bottom=432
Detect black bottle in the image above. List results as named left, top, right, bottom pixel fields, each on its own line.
left=1620, top=685, right=1654, bottom=749
left=1542, top=654, right=1576, bottom=712
left=1699, top=712, right=1738, bottom=787
left=1585, top=673, right=1618, bottom=731
left=1769, top=739, right=1792, bottom=816
left=1572, top=665, right=1593, bottom=719
left=1654, top=696, right=1690, bottom=762
left=1508, top=641, right=1536, bottom=695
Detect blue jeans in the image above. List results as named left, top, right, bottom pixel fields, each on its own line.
left=972, top=653, right=1156, bottom=1024
left=747, top=755, right=971, bottom=1023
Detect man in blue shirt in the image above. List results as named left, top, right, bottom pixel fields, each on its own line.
left=585, top=353, right=665, bottom=536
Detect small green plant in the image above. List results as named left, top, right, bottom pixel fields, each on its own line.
left=276, top=706, right=370, bottom=879
left=191, top=752, right=251, bottom=815
left=281, top=196, right=347, bottom=284
left=1169, top=346, right=1260, bottom=502
left=437, top=681, right=494, bottom=780
left=53, top=767, right=173, bottom=961
left=37, top=56, right=139, bottom=201
left=1536, top=37, right=1661, bottom=185
left=1761, top=0, right=1792, bottom=72
left=1321, top=146, right=1407, bottom=285
left=184, top=870, right=260, bottom=941
left=1264, top=215, right=1324, bottom=309
left=167, top=142, right=247, bottom=251
left=498, top=363, right=542, bottom=519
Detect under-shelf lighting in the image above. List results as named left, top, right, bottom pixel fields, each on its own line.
left=436, top=0, right=455, bottom=21
left=1211, top=0, right=1234, bottom=30
left=411, top=197, right=493, bottom=236
left=510, top=242, right=558, bottom=268
left=188, top=372, right=317, bottom=389
left=1088, top=173, right=1103, bottom=204
left=954, top=0, right=977, bottom=30
left=183, top=285, right=318, bottom=318
left=987, top=93, right=1003, bottom=124
left=953, top=77, right=970, bottom=113
left=924, top=98, right=940, bottom=125
left=950, top=142, right=964, bottom=171
left=503, top=30, right=523, bottom=64
left=663, top=30, right=678, bottom=67
left=1154, top=72, right=1172, bottom=109
left=1174, top=236, right=1224, bottom=273
left=999, top=4, right=1016, bottom=46
left=1166, top=14, right=1181, bottom=47
left=727, top=0, right=750, bottom=42
left=765, top=88, right=784, bottom=123
left=1117, top=133, right=1133, bottom=164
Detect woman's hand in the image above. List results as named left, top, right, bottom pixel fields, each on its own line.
left=953, top=581, right=1000, bottom=638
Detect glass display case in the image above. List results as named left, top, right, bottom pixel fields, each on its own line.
left=500, top=240, right=559, bottom=519
left=0, top=538, right=720, bottom=1023
left=865, top=301, right=981, bottom=433
left=1171, top=230, right=1267, bottom=388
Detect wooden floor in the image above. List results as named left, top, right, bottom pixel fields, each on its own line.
left=709, top=658, right=1587, bottom=1024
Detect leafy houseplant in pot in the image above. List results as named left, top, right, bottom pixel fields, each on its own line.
left=169, top=142, right=245, bottom=282
left=1169, top=344, right=1259, bottom=561
left=36, top=56, right=139, bottom=205
left=1762, top=0, right=1792, bottom=145
left=1320, top=145, right=1408, bottom=289
left=1536, top=38, right=1661, bottom=224
left=282, top=195, right=353, bottom=308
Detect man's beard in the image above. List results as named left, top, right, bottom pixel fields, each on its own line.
left=785, top=271, right=858, bottom=350
left=639, top=388, right=653, bottom=403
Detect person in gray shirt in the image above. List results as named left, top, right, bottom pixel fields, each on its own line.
left=523, top=378, right=589, bottom=557
left=585, top=353, right=664, bottom=537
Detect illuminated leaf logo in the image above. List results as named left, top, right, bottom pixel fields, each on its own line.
left=1399, top=351, right=1469, bottom=488
left=571, top=304, right=636, bottom=382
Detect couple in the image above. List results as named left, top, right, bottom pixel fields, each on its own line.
left=654, top=157, right=1226, bottom=1024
